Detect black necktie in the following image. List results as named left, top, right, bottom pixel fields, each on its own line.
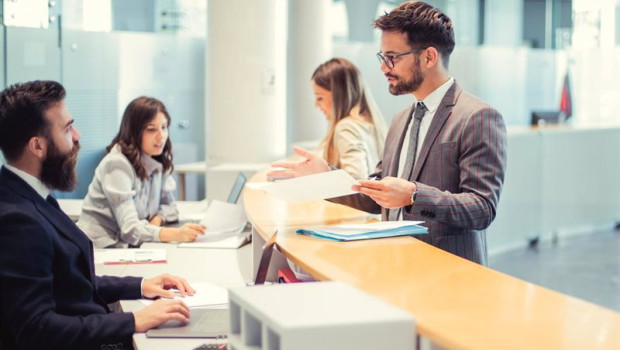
left=388, top=102, right=427, bottom=221
left=46, top=195, right=61, bottom=210
left=401, top=101, right=427, bottom=180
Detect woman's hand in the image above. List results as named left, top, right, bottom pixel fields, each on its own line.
left=149, top=215, right=164, bottom=226
left=159, top=223, right=206, bottom=242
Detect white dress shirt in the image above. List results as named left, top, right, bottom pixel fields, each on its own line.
left=4, top=164, right=50, bottom=199
left=397, top=77, right=455, bottom=178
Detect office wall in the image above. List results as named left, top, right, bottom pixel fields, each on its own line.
left=12, top=28, right=207, bottom=200
left=333, top=42, right=564, bottom=126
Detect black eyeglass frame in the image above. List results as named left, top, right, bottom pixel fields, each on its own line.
left=376, top=47, right=428, bottom=68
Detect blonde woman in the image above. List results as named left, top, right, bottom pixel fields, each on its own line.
left=312, top=58, right=387, bottom=179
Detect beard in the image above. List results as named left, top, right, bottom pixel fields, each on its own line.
left=40, top=140, right=81, bottom=192
left=386, top=55, right=425, bottom=95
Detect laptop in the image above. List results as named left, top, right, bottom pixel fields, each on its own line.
left=145, top=231, right=276, bottom=338
left=170, top=172, right=247, bottom=227
left=145, top=308, right=229, bottom=339
left=226, top=172, right=247, bottom=204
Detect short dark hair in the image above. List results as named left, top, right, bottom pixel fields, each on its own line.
left=107, top=96, right=174, bottom=181
left=374, top=1, right=455, bottom=68
left=0, top=80, right=66, bottom=161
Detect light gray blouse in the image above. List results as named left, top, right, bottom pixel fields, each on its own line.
left=77, top=145, right=178, bottom=248
left=332, top=115, right=382, bottom=180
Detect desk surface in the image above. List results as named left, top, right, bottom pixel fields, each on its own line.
left=97, top=242, right=252, bottom=349
left=58, top=199, right=208, bottom=222
left=174, top=161, right=208, bottom=174
left=243, top=171, right=620, bottom=350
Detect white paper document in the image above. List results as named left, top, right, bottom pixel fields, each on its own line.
left=178, top=200, right=249, bottom=249
left=199, top=199, right=247, bottom=232
left=249, top=169, right=359, bottom=202
left=93, top=249, right=166, bottom=265
left=178, top=230, right=251, bottom=249
left=139, top=282, right=228, bottom=309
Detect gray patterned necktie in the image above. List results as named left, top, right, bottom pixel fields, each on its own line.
left=388, top=102, right=427, bottom=221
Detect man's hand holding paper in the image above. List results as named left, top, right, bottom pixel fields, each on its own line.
left=354, top=177, right=416, bottom=209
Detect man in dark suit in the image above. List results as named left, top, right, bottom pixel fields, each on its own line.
left=270, top=2, right=507, bottom=265
left=0, top=80, right=193, bottom=350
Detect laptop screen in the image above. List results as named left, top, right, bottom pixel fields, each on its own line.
left=254, top=231, right=277, bottom=285
left=227, top=172, right=247, bottom=204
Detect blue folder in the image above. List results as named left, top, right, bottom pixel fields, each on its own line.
left=296, top=221, right=428, bottom=242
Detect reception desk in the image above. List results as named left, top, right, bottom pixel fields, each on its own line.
left=244, top=170, right=620, bottom=350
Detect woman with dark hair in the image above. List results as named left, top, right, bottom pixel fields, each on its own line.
left=78, top=97, right=204, bottom=248
left=312, top=58, right=387, bottom=179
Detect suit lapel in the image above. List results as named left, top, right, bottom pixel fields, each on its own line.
left=0, top=168, right=96, bottom=281
left=411, top=83, right=461, bottom=180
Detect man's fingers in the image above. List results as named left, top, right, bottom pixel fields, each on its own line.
left=166, top=313, right=189, bottom=324
left=164, top=301, right=190, bottom=318
left=292, top=146, right=316, bottom=160
left=174, top=281, right=187, bottom=296
left=358, top=180, right=385, bottom=190
left=356, top=186, right=384, bottom=200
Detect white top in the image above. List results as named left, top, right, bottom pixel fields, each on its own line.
left=77, top=145, right=178, bottom=248
left=397, top=77, right=454, bottom=178
left=327, top=109, right=383, bottom=180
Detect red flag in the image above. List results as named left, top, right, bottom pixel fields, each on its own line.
left=559, top=71, right=572, bottom=118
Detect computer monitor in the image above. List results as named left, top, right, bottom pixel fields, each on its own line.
left=226, top=172, right=247, bottom=204
left=531, top=111, right=565, bottom=126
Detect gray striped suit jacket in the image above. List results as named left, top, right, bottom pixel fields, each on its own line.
left=331, top=82, right=507, bottom=265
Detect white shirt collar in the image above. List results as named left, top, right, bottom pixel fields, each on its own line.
left=4, top=164, right=50, bottom=199
left=415, top=77, right=455, bottom=113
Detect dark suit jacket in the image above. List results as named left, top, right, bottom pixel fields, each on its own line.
left=332, top=82, right=507, bottom=265
left=0, top=167, right=142, bottom=350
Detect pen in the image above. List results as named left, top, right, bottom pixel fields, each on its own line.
left=120, top=258, right=152, bottom=263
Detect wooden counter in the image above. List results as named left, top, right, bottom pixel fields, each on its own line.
left=244, top=170, right=620, bottom=350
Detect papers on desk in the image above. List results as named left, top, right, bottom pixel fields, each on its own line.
left=94, top=249, right=167, bottom=265
left=178, top=200, right=249, bottom=249
left=139, top=282, right=228, bottom=309
left=246, top=169, right=358, bottom=202
left=296, top=220, right=428, bottom=241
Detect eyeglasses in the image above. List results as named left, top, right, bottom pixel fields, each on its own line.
left=376, top=48, right=427, bottom=68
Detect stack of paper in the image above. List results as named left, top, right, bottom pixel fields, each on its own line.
left=178, top=200, right=249, bottom=249
left=139, top=282, right=228, bottom=309
left=246, top=169, right=358, bottom=202
left=296, top=221, right=428, bottom=241
left=94, top=249, right=167, bottom=265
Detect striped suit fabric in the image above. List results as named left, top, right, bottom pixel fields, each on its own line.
left=331, top=82, right=507, bottom=265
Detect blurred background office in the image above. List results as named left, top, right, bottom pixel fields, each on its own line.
left=0, top=0, right=617, bottom=310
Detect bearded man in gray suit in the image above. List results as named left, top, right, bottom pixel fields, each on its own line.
left=271, top=1, right=507, bottom=265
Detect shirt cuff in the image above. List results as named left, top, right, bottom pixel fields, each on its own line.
left=151, top=226, right=162, bottom=242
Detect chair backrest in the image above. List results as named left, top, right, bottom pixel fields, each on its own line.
left=254, top=231, right=277, bottom=285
